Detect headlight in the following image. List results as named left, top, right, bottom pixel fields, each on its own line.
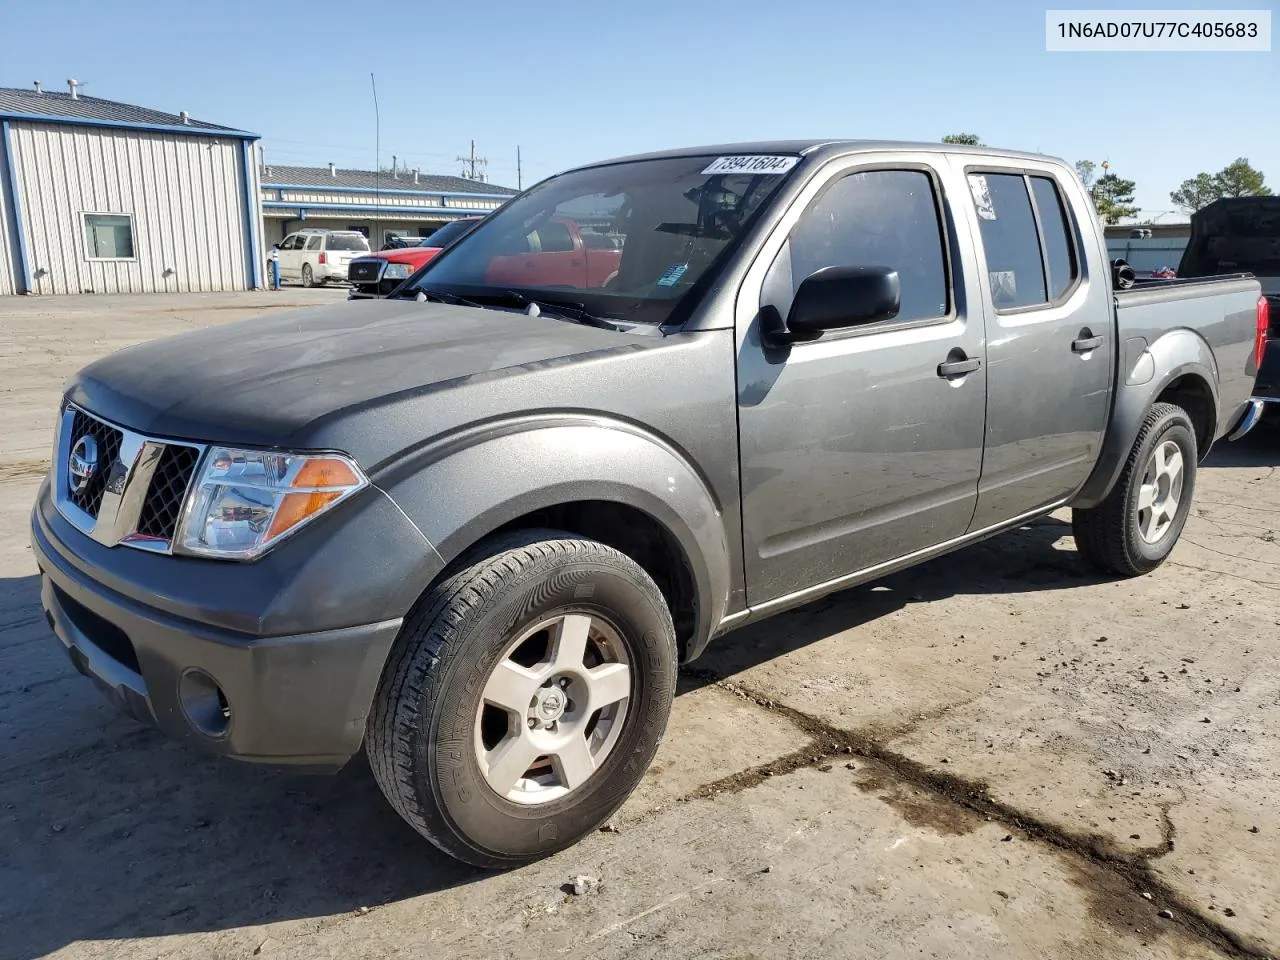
left=383, top=262, right=412, bottom=280
left=176, top=447, right=368, bottom=560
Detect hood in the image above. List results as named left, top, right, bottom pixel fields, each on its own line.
left=67, top=299, right=641, bottom=452
left=367, top=246, right=441, bottom=266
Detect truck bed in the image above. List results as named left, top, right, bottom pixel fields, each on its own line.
left=1114, top=272, right=1262, bottom=443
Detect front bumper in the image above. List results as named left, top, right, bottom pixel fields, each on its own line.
left=30, top=482, right=415, bottom=770
left=348, top=282, right=389, bottom=300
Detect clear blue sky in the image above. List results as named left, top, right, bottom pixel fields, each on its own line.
left=5, top=0, right=1276, bottom=219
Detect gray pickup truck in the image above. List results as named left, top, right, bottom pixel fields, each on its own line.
left=30, top=140, right=1268, bottom=868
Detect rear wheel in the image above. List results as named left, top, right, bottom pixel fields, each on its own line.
left=301, top=263, right=315, bottom=287
left=1072, top=402, right=1197, bottom=576
left=367, top=530, right=676, bottom=868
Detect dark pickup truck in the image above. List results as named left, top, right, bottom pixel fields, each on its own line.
left=1177, top=196, right=1279, bottom=407
left=30, top=140, right=1267, bottom=868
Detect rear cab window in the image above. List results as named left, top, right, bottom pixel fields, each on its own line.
left=966, top=171, right=1080, bottom=310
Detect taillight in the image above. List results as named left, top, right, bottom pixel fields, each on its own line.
left=1256, top=296, right=1270, bottom=370
left=318, top=252, right=327, bottom=265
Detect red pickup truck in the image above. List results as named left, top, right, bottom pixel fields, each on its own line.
left=348, top=216, right=622, bottom=299
left=348, top=218, right=482, bottom=299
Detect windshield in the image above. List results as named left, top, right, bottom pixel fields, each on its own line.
left=402, top=155, right=797, bottom=324
left=1179, top=199, right=1280, bottom=278
left=424, top=219, right=477, bottom=248
left=327, top=234, right=370, bottom=252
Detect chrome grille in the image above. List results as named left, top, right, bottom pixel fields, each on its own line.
left=348, top=259, right=384, bottom=284
left=67, top=409, right=123, bottom=518
left=136, top=443, right=201, bottom=541
left=54, top=404, right=206, bottom=554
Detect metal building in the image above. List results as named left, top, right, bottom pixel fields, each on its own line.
left=0, top=83, right=264, bottom=295
left=259, top=164, right=516, bottom=250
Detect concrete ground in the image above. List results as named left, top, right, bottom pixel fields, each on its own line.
left=0, top=293, right=1276, bottom=960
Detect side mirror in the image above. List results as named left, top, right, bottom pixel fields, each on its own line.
left=766, top=265, right=901, bottom=345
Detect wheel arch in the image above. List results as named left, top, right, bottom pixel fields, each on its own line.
left=376, top=421, right=734, bottom=662
left=1071, top=328, right=1219, bottom=509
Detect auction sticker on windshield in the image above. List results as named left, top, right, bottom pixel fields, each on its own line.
left=701, top=155, right=799, bottom=175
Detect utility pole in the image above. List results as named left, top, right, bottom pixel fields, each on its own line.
left=517, top=145, right=522, bottom=190
left=457, top=139, right=488, bottom=182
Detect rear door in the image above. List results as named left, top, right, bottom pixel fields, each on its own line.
left=956, top=161, right=1113, bottom=529
left=736, top=156, right=989, bottom=605
left=303, top=234, right=323, bottom=277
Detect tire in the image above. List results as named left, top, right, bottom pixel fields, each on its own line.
left=301, top=263, right=315, bottom=287
left=1072, top=402, right=1197, bottom=577
left=367, top=529, right=677, bottom=868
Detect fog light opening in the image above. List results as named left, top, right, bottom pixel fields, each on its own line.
left=179, top=669, right=231, bottom=739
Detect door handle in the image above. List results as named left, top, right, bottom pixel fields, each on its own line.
left=570, top=259, right=582, bottom=266
left=937, top=357, right=982, bottom=378
left=1073, top=335, right=1104, bottom=353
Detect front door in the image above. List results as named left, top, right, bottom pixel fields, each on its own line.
left=958, top=166, right=1113, bottom=529
left=278, top=234, right=304, bottom=278
left=737, top=160, right=988, bottom=606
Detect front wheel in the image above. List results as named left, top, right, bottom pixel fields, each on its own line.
left=1072, top=402, right=1197, bottom=576
left=367, top=530, right=676, bottom=868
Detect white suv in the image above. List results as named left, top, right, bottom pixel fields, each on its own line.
left=275, top=230, right=371, bottom=286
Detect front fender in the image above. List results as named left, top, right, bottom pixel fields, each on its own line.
left=373, top=417, right=733, bottom=654
left=1070, top=328, right=1218, bottom=509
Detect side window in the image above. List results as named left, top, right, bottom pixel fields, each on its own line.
left=84, top=214, right=135, bottom=259
left=533, top=221, right=575, bottom=253
left=1030, top=177, right=1078, bottom=300
left=967, top=173, right=1047, bottom=309
left=279, top=236, right=295, bottom=250
left=780, top=169, right=949, bottom=324
left=306, top=235, right=323, bottom=251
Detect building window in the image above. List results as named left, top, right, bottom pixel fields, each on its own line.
left=83, top=214, right=136, bottom=260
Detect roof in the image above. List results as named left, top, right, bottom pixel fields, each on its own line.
left=569, top=139, right=1068, bottom=172
left=261, top=164, right=517, bottom=197
left=0, top=87, right=254, bottom=136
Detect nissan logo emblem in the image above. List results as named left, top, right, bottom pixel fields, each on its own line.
left=68, top=435, right=99, bottom=496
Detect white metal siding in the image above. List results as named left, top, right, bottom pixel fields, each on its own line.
left=0, top=133, right=16, bottom=295
left=8, top=121, right=251, bottom=294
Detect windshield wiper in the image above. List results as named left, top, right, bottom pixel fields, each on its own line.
left=409, top=287, right=483, bottom=309
left=486, top=290, right=621, bottom=330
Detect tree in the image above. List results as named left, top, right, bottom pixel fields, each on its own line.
left=1074, top=160, right=1097, bottom=189
left=1170, top=173, right=1220, bottom=213
left=1215, top=157, right=1269, bottom=198
left=1093, top=172, right=1139, bottom=224
left=1170, top=157, right=1270, bottom=212
left=942, top=133, right=982, bottom=145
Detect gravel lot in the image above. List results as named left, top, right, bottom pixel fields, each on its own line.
left=1, top=292, right=1277, bottom=960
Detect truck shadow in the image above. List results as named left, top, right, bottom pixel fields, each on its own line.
left=1203, top=414, right=1279, bottom=468
left=0, top=517, right=1100, bottom=957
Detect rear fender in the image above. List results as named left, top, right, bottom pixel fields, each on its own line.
left=374, top=418, right=732, bottom=654
left=1070, top=328, right=1218, bottom=509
